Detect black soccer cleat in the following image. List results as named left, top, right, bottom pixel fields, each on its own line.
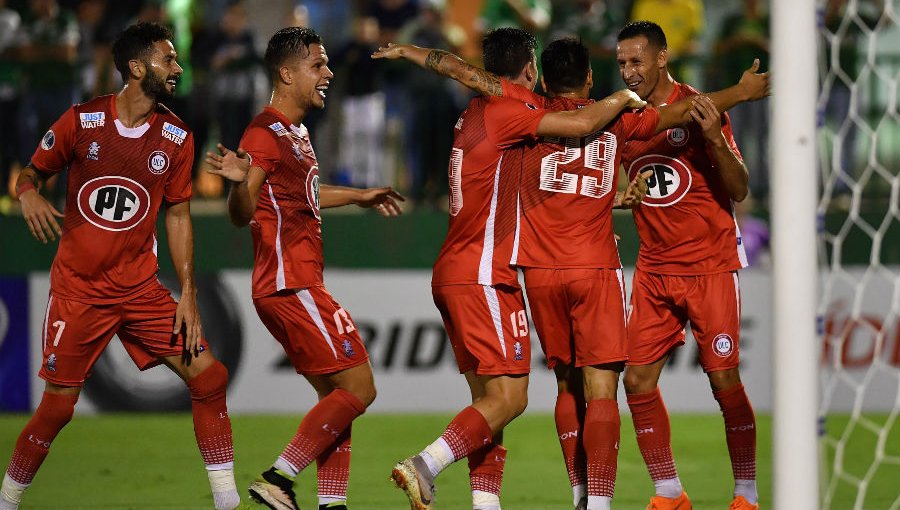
left=248, top=467, right=300, bottom=510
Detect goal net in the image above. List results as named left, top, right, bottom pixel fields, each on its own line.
left=816, top=0, right=900, bottom=508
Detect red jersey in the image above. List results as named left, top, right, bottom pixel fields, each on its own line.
left=516, top=97, right=660, bottom=269
left=431, top=80, right=547, bottom=287
left=241, top=107, right=324, bottom=298
left=622, top=82, right=748, bottom=275
left=29, top=95, right=193, bottom=304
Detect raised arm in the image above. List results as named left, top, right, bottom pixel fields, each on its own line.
left=373, top=43, right=504, bottom=97
left=537, top=89, right=645, bottom=138
left=655, top=59, right=769, bottom=133
left=205, top=143, right=264, bottom=227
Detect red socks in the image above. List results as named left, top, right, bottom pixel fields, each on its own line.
left=187, top=362, right=234, bottom=466
left=714, top=384, right=757, bottom=481
left=468, top=443, right=507, bottom=496
left=627, top=388, right=678, bottom=482
left=441, top=406, right=493, bottom=460
left=583, top=399, right=619, bottom=498
left=281, top=389, right=366, bottom=472
left=5, top=392, right=78, bottom=485
left=316, top=427, right=352, bottom=500
left=554, top=391, right=587, bottom=490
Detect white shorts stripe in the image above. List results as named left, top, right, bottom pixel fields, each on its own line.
left=482, top=285, right=507, bottom=359
left=42, top=295, right=53, bottom=351
left=295, top=289, right=338, bottom=359
left=733, top=272, right=741, bottom=316
left=616, top=268, right=627, bottom=326
left=267, top=182, right=287, bottom=291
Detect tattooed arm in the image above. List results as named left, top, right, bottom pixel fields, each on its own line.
left=373, top=43, right=503, bottom=97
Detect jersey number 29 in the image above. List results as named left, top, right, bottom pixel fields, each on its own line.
left=540, top=132, right=616, bottom=199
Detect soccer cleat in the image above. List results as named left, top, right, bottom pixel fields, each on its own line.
left=646, top=491, right=692, bottom=510
left=729, top=496, right=759, bottom=510
left=390, top=456, right=435, bottom=510
left=575, top=496, right=587, bottom=510
left=248, top=467, right=300, bottom=510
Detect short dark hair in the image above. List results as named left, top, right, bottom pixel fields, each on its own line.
left=482, top=27, right=537, bottom=79
left=264, top=26, right=322, bottom=77
left=541, top=38, right=590, bottom=94
left=111, top=22, right=173, bottom=82
left=617, top=20, right=668, bottom=50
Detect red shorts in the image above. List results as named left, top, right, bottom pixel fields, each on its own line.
left=523, top=268, right=628, bottom=368
left=253, top=286, right=369, bottom=375
left=432, top=284, right=531, bottom=376
left=626, top=269, right=742, bottom=372
left=38, top=282, right=211, bottom=386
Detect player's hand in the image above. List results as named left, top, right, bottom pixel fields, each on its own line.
left=205, top=143, right=251, bottom=183
left=371, top=42, right=412, bottom=60
left=174, top=290, right=202, bottom=361
left=689, top=95, right=727, bottom=144
left=619, top=169, right=654, bottom=208
left=738, top=58, right=770, bottom=101
left=618, top=88, right=647, bottom=109
left=356, top=186, right=405, bottom=216
left=19, top=189, right=64, bottom=244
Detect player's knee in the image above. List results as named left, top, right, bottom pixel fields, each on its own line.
left=355, top=383, right=377, bottom=408
left=708, top=368, right=741, bottom=392
left=622, top=368, right=656, bottom=394
left=187, top=360, right=229, bottom=401
left=37, top=391, right=78, bottom=427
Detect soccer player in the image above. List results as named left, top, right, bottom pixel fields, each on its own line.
left=376, top=32, right=767, bottom=510
left=617, top=21, right=760, bottom=510
left=374, top=28, right=646, bottom=510
left=0, top=22, right=240, bottom=510
left=204, top=27, right=403, bottom=510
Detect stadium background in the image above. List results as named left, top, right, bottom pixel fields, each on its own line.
left=0, top=0, right=897, bottom=508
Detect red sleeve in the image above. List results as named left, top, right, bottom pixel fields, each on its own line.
left=484, top=97, right=548, bottom=148
left=239, top=126, right=280, bottom=175
left=164, top=132, right=194, bottom=204
left=29, top=107, right=77, bottom=175
left=618, top=107, right=661, bottom=141
left=720, top=111, right=743, bottom=161
left=500, top=78, right=547, bottom=107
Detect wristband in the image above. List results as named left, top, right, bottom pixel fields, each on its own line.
left=15, top=182, right=36, bottom=198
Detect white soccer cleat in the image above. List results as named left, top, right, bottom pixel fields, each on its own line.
left=391, top=457, right=435, bottom=510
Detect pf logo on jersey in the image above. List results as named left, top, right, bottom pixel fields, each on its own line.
left=77, top=176, right=151, bottom=231
left=713, top=333, right=735, bottom=358
left=627, top=154, right=692, bottom=207
left=307, top=166, right=321, bottom=220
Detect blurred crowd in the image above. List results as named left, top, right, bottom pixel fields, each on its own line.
left=0, top=0, right=884, bottom=217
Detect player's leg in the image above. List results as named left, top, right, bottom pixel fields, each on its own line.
left=249, top=287, right=372, bottom=510
left=554, top=364, right=588, bottom=509
left=689, top=272, right=757, bottom=509
left=118, top=283, right=239, bottom=510
left=624, top=271, right=691, bottom=509
left=1, top=295, right=121, bottom=510
left=465, top=375, right=508, bottom=510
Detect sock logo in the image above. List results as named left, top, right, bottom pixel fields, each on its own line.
left=727, top=423, right=756, bottom=432
left=28, top=434, right=51, bottom=448
left=635, top=427, right=655, bottom=435
left=322, top=423, right=342, bottom=438
left=559, top=430, right=579, bottom=440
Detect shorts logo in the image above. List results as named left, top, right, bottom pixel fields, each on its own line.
left=162, top=122, right=187, bottom=145
left=77, top=176, right=151, bottom=231
left=627, top=154, right=692, bottom=207
left=713, top=333, right=735, bottom=358
left=342, top=339, right=356, bottom=358
left=40, top=130, right=55, bottom=150
left=79, top=112, right=105, bottom=128
left=514, top=341, right=523, bottom=361
left=46, top=353, right=57, bottom=372
left=307, top=166, right=321, bottom=220
left=148, top=151, right=169, bottom=174
left=87, top=141, right=100, bottom=161
left=667, top=127, right=689, bottom=147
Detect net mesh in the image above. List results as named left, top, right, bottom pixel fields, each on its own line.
left=816, top=1, right=900, bottom=508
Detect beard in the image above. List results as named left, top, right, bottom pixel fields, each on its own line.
left=140, top=66, right=174, bottom=101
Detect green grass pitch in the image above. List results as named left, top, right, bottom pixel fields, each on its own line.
left=0, top=412, right=896, bottom=509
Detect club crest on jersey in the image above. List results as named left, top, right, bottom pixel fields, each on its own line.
left=342, top=339, right=356, bottom=358
left=514, top=341, right=523, bottom=361
left=77, top=176, right=151, bottom=231
left=46, top=353, right=57, bottom=372
left=87, top=141, right=100, bottom=161
left=162, top=122, right=187, bottom=145
left=627, top=154, right=692, bottom=207
left=268, top=121, right=290, bottom=137
left=148, top=151, right=169, bottom=174
left=40, top=130, right=55, bottom=150
left=667, top=127, right=689, bottom=147
left=713, top=333, right=735, bottom=357
left=79, top=112, right=105, bottom=128
left=307, top=166, right=321, bottom=219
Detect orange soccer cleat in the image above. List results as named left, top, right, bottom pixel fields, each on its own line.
left=729, top=496, right=759, bottom=510
left=646, top=491, right=692, bottom=510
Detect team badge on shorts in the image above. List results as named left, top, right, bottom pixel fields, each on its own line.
left=514, top=341, right=523, bottom=361
left=342, top=339, right=356, bottom=358
left=713, top=334, right=735, bottom=358
left=46, top=353, right=57, bottom=372
left=667, top=127, right=689, bottom=147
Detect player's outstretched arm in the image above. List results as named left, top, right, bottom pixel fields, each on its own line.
left=205, top=143, right=264, bottom=227
left=165, top=200, right=202, bottom=359
left=613, top=169, right=654, bottom=209
left=537, top=89, right=646, bottom=138
left=372, top=43, right=504, bottom=97
left=319, top=185, right=405, bottom=216
left=16, top=166, right=63, bottom=244
left=690, top=95, right=749, bottom=202
left=655, top=59, right=769, bottom=133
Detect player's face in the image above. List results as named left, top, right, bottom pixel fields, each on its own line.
left=616, top=36, right=663, bottom=100
left=140, top=40, right=182, bottom=100
left=292, top=43, right=333, bottom=110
